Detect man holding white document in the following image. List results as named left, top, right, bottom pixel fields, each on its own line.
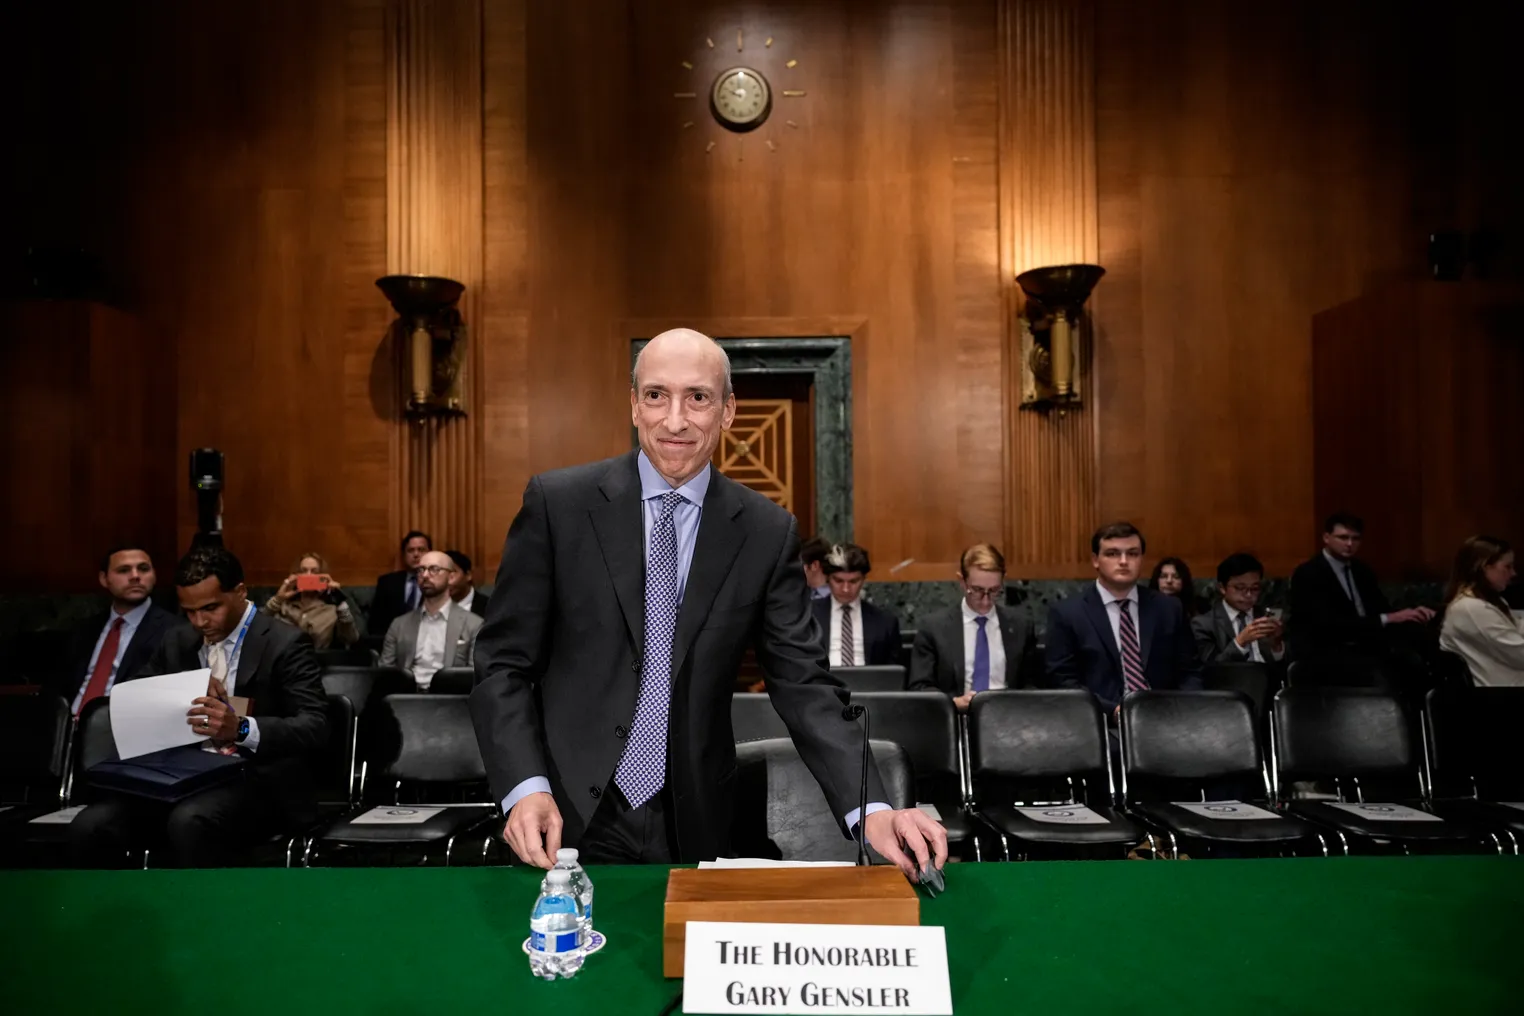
left=70, top=546, right=328, bottom=868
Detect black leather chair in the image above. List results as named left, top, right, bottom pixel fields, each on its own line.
left=320, top=666, right=414, bottom=801
left=1285, top=651, right=1393, bottom=690
left=1422, top=686, right=1524, bottom=852
left=850, top=692, right=971, bottom=856
left=0, top=697, right=114, bottom=861
left=730, top=693, right=790, bottom=742
left=731, top=737, right=913, bottom=863
left=316, top=647, right=377, bottom=669
left=1203, top=662, right=1273, bottom=718
left=428, top=667, right=475, bottom=695
left=1271, top=687, right=1484, bottom=853
left=306, top=694, right=498, bottom=866
left=0, top=694, right=69, bottom=807
left=829, top=665, right=906, bottom=692
left=1121, top=690, right=1321, bottom=857
left=969, top=690, right=1141, bottom=860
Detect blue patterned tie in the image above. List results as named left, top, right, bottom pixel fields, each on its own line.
left=614, top=491, right=685, bottom=808
left=971, top=615, right=990, bottom=692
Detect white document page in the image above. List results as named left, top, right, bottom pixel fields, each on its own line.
left=108, top=669, right=212, bottom=760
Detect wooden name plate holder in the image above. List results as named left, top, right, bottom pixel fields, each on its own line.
left=663, top=867, right=920, bottom=977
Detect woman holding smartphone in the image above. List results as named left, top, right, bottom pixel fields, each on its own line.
left=265, top=551, right=360, bottom=650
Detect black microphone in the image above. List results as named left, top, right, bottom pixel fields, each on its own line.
left=842, top=700, right=870, bottom=866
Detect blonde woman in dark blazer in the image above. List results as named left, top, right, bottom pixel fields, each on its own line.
left=265, top=552, right=360, bottom=651
left=1439, top=536, right=1523, bottom=686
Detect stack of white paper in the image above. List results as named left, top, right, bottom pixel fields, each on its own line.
left=108, top=669, right=213, bottom=759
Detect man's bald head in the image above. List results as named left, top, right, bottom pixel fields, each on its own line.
left=630, top=327, right=737, bottom=487
left=632, top=328, right=732, bottom=399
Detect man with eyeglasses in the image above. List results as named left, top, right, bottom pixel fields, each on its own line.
left=909, top=543, right=1043, bottom=709
left=1193, top=553, right=1285, bottom=665
left=1046, top=521, right=1201, bottom=716
left=380, top=550, right=483, bottom=689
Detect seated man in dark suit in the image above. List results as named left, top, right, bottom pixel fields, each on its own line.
left=1288, top=512, right=1434, bottom=661
left=52, top=545, right=179, bottom=716
left=367, top=530, right=432, bottom=636
left=69, top=545, right=329, bottom=868
left=799, top=535, right=832, bottom=601
left=810, top=543, right=901, bottom=667
left=1045, top=521, right=1201, bottom=715
left=1193, top=552, right=1286, bottom=666
left=909, top=542, right=1043, bottom=710
left=446, top=549, right=490, bottom=617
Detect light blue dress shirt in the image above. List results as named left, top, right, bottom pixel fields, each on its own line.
left=502, top=452, right=888, bottom=840
left=196, top=601, right=261, bottom=752
left=71, top=599, right=153, bottom=714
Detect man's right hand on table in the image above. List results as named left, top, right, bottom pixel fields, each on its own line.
left=504, top=791, right=562, bottom=868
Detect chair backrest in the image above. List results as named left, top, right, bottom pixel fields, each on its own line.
left=372, top=694, right=486, bottom=785
left=428, top=667, right=475, bottom=695
left=830, top=665, right=905, bottom=692
left=968, top=689, right=1108, bottom=782
left=0, top=694, right=69, bottom=803
left=320, top=666, right=414, bottom=716
left=1272, top=687, right=1414, bottom=782
left=1122, top=691, right=1263, bottom=789
left=852, top=692, right=959, bottom=802
left=1203, top=662, right=1272, bottom=717
left=318, top=693, right=358, bottom=804
left=1424, top=686, right=1524, bottom=799
left=731, top=693, right=790, bottom=742
left=731, top=737, right=913, bottom=862
left=316, top=647, right=377, bottom=669
left=1285, top=651, right=1392, bottom=690
left=63, top=696, right=117, bottom=805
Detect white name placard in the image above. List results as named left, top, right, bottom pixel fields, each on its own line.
left=683, top=922, right=952, bottom=1015
left=349, top=806, right=445, bottom=825
left=1325, top=802, right=1442, bottom=822
left=1014, top=804, right=1110, bottom=824
left=1171, top=801, right=1282, bottom=821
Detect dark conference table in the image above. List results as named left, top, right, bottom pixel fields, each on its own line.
left=4, top=856, right=1522, bottom=1014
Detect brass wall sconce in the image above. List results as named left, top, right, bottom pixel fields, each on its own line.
left=376, top=274, right=469, bottom=418
left=1016, top=264, right=1105, bottom=412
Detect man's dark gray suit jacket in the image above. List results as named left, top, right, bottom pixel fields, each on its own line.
left=470, top=452, right=885, bottom=862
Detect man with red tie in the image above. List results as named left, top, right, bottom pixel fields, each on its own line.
left=1044, top=522, right=1202, bottom=715
left=54, top=546, right=179, bottom=715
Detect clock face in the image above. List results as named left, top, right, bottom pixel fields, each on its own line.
left=710, top=66, right=771, bottom=131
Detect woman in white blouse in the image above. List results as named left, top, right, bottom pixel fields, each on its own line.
left=1439, top=535, right=1523, bottom=686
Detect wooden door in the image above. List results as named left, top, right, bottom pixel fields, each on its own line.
left=716, top=373, right=816, bottom=535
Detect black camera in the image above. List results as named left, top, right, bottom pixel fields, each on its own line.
left=189, top=448, right=224, bottom=547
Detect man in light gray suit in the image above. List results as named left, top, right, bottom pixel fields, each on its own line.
left=381, top=550, right=482, bottom=689
left=908, top=543, right=1043, bottom=709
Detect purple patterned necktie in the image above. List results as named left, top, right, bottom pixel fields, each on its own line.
left=614, top=490, right=685, bottom=809
left=1118, top=600, right=1148, bottom=693
left=971, top=615, right=990, bottom=692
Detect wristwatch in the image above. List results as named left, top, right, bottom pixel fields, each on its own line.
left=236, top=717, right=251, bottom=743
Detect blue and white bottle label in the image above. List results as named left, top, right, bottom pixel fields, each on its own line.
left=530, top=930, right=581, bottom=955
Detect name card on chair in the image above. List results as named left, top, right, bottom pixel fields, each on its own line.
left=1014, top=805, right=1110, bottom=824
left=350, top=806, right=445, bottom=824
left=683, top=921, right=952, bottom=1015
left=1171, top=801, right=1282, bottom=821
left=1325, top=803, right=1442, bottom=822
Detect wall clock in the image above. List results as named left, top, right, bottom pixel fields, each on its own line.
left=710, top=66, right=771, bottom=131
left=673, top=29, right=807, bottom=155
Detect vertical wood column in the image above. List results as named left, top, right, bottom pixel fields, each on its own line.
left=998, top=0, right=1100, bottom=575
left=386, top=0, right=485, bottom=558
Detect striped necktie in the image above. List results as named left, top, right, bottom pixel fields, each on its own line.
left=840, top=604, right=856, bottom=667
left=1117, top=600, right=1147, bottom=693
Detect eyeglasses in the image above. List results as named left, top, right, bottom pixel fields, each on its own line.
left=1225, top=583, right=1262, bottom=596
left=414, top=565, right=455, bottom=577
left=966, top=585, right=1004, bottom=600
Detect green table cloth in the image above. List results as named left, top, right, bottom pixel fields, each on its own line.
left=3, top=857, right=1521, bottom=1013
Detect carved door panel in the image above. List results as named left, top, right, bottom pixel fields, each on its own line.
left=716, top=374, right=816, bottom=534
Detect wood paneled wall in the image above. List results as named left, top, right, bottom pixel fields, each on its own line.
left=7, top=0, right=1520, bottom=591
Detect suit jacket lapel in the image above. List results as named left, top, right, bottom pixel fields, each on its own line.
left=589, top=453, right=646, bottom=651
left=1082, top=586, right=1123, bottom=674
left=944, top=609, right=967, bottom=691
left=444, top=607, right=467, bottom=665
left=996, top=605, right=1023, bottom=675
left=1214, top=604, right=1236, bottom=654
left=669, top=473, right=746, bottom=682
left=232, top=610, right=272, bottom=694
left=1136, top=590, right=1154, bottom=667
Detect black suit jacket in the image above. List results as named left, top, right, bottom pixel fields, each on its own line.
left=53, top=601, right=180, bottom=707
left=907, top=603, right=1043, bottom=694
left=367, top=570, right=416, bottom=637
left=810, top=596, right=902, bottom=667
left=470, top=452, right=885, bottom=862
left=1288, top=553, right=1391, bottom=660
left=130, top=609, right=329, bottom=823
left=1045, top=584, right=1202, bottom=712
left=466, top=588, right=490, bottom=618
left=1191, top=604, right=1283, bottom=665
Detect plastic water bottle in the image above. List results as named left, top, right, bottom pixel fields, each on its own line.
left=528, top=869, right=584, bottom=980
left=553, top=847, right=595, bottom=934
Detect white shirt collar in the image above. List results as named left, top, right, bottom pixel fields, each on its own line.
left=421, top=598, right=454, bottom=621
left=1095, top=580, right=1139, bottom=606
left=111, top=598, right=153, bottom=630
left=208, top=602, right=255, bottom=649
left=458, top=588, right=475, bottom=612
left=960, top=599, right=995, bottom=623
left=1221, top=600, right=1249, bottom=624
left=831, top=595, right=862, bottom=610
left=637, top=450, right=711, bottom=506
left=1322, top=549, right=1352, bottom=571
